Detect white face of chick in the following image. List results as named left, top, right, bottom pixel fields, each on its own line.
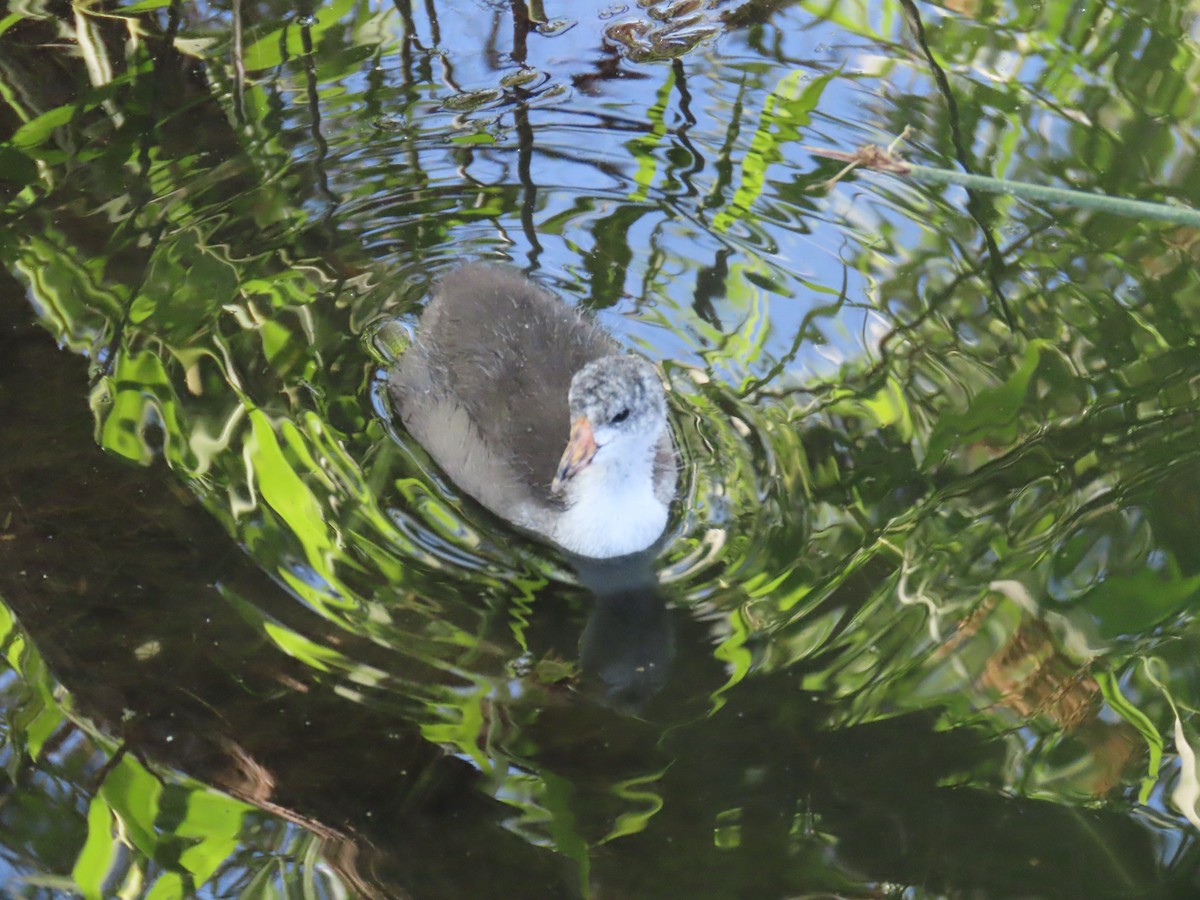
left=552, top=355, right=668, bottom=495
left=550, top=354, right=671, bottom=558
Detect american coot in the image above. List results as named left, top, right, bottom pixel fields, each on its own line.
left=389, top=264, right=676, bottom=559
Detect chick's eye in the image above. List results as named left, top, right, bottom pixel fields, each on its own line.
left=610, top=408, right=631, bottom=425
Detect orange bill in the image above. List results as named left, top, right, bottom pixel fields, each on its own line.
left=551, top=416, right=598, bottom=493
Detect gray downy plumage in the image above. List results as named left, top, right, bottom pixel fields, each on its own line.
left=388, top=263, right=675, bottom=557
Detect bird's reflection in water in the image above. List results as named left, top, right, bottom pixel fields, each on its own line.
left=571, top=552, right=675, bottom=713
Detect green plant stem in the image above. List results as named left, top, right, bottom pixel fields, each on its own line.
left=905, top=163, right=1200, bottom=228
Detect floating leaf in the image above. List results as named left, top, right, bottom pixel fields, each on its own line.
left=442, top=88, right=503, bottom=111
left=448, top=131, right=497, bottom=145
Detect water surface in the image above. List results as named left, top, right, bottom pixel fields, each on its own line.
left=3, top=0, right=1200, bottom=896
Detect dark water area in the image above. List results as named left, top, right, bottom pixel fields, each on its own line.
left=3, top=0, right=1200, bottom=896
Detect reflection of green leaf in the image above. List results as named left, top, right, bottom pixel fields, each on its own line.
left=145, top=872, right=186, bottom=899
left=131, top=229, right=238, bottom=340
left=72, top=796, right=118, bottom=900
left=602, top=768, right=668, bottom=843
left=176, top=790, right=252, bottom=885
left=710, top=608, right=753, bottom=715
left=0, top=10, right=23, bottom=38
left=924, top=340, right=1048, bottom=465
left=798, top=0, right=896, bottom=42
left=15, top=232, right=126, bottom=343
left=1096, top=671, right=1162, bottom=804
left=714, top=70, right=833, bottom=231
left=21, top=693, right=62, bottom=762
left=100, top=755, right=163, bottom=857
left=0, top=600, right=13, bottom=647
left=828, top=375, right=914, bottom=438
left=263, top=621, right=343, bottom=672
left=1080, top=562, right=1200, bottom=639
left=120, top=0, right=174, bottom=11
left=10, top=104, right=74, bottom=149
left=259, top=318, right=300, bottom=370
left=248, top=409, right=334, bottom=562
left=628, top=68, right=675, bottom=202
left=420, top=683, right=491, bottom=770
left=704, top=263, right=773, bottom=384
left=1, top=600, right=65, bottom=782
left=240, top=0, right=357, bottom=71
left=2, top=616, right=64, bottom=764
left=98, top=352, right=186, bottom=467
left=540, top=773, right=590, bottom=893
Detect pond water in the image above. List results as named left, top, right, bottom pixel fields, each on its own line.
left=3, top=0, right=1200, bottom=896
